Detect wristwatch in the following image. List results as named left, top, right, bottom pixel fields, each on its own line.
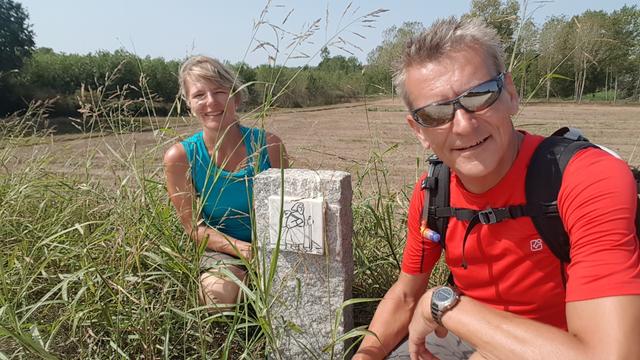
left=430, top=286, right=461, bottom=326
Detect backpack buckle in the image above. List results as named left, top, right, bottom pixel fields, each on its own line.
left=422, top=176, right=437, bottom=190
left=426, top=154, right=441, bottom=165
left=478, top=208, right=498, bottom=224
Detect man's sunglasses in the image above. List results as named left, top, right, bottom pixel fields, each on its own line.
left=411, top=72, right=505, bottom=128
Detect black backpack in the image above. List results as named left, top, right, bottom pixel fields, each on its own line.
left=421, top=127, right=640, bottom=281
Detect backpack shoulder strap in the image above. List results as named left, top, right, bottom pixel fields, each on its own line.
left=525, top=129, right=598, bottom=263
left=632, top=167, right=640, bottom=240
left=635, top=181, right=640, bottom=241
left=420, top=155, right=450, bottom=275
left=422, top=155, right=451, bottom=246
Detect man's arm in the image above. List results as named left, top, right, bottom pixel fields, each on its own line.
left=354, top=271, right=430, bottom=359
left=409, top=289, right=640, bottom=360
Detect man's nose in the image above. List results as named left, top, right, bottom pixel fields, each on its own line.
left=450, top=102, right=476, bottom=134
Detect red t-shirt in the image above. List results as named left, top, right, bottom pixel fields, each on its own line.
left=401, top=132, right=640, bottom=329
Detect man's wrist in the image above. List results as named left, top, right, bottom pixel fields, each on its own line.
left=429, top=285, right=461, bottom=326
left=420, top=288, right=438, bottom=325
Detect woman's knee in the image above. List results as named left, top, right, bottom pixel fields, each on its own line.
left=199, top=268, right=245, bottom=306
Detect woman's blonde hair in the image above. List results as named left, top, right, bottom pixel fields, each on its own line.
left=178, top=55, right=247, bottom=104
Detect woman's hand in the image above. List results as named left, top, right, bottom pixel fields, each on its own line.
left=235, top=241, right=252, bottom=261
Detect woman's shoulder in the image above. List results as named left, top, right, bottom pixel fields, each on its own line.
left=264, top=131, right=287, bottom=168
left=240, top=125, right=287, bottom=168
left=265, top=130, right=283, bottom=144
left=163, top=142, right=188, bottom=165
left=239, top=126, right=282, bottom=145
left=167, top=132, right=203, bottom=161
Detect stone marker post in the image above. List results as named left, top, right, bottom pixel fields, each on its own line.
left=254, top=169, right=354, bottom=359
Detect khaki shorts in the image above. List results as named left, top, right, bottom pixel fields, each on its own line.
left=199, top=249, right=246, bottom=273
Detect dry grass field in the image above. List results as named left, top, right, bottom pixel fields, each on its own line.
left=11, top=97, right=639, bottom=189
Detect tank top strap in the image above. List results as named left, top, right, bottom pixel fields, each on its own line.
left=180, top=132, right=209, bottom=196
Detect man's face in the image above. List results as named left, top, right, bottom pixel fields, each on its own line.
left=403, top=48, right=520, bottom=193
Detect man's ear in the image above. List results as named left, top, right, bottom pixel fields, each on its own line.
left=406, top=114, right=431, bottom=149
left=503, top=72, right=520, bottom=116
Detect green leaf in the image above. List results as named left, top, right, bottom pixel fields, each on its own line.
left=286, top=320, right=304, bottom=334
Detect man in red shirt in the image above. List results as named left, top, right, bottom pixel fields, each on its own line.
left=355, top=16, right=640, bottom=360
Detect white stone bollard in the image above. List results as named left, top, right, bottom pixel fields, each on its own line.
left=254, top=168, right=354, bottom=359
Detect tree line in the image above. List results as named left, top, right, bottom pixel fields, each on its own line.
left=368, top=1, right=640, bottom=103
left=1, top=44, right=387, bottom=116
left=1, top=0, right=639, bottom=117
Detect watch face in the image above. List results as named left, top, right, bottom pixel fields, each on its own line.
left=434, top=287, right=454, bottom=302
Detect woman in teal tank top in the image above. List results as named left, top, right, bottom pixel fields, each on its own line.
left=164, top=56, right=288, bottom=308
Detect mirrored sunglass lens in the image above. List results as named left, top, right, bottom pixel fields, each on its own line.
left=416, top=105, right=454, bottom=127
left=460, top=81, right=499, bottom=111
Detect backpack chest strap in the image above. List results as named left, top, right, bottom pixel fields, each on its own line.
left=431, top=205, right=528, bottom=223
left=431, top=205, right=528, bottom=269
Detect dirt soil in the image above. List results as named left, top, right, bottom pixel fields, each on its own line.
left=7, top=98, right=640, bottom=189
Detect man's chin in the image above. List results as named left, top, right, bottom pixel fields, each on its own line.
left=453, top=161, right=495, bottom=179
left=452, top=157, right=488, bottom=173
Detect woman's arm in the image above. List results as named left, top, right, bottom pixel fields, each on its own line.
left=163, top=143, right=251, bottom=259
left=265, top=132, right=289, bottom=168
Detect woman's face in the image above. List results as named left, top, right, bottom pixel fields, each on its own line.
left=185, top=78, right=238, bottom=130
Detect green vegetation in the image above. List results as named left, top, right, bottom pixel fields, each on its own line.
left=0, top=0, right=35, bottom=115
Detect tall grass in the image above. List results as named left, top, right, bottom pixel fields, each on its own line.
left=1, top=96, right=438, bottom=360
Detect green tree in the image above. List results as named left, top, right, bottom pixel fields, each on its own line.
left=0, top=0, right=34, bottom=74
left=606, top=5, right=640, bottom=101
left=0, top=0, right=35, bottom=114
left=510, top=18, right=538, bottom=98
left=464, top=0, right=520, bottom=56
left=231, top=61, right=257, bottom=107
left=318, top=54, right=361, bottom=73
left=320, top=46, right=330, bottom=62
left=537, top=17, right=571, bottom=100
left=139, top=56, right=180, bottom=103
left=366, top=21, right=425, bottom=94
left=567, top=11, right=610, bottom=102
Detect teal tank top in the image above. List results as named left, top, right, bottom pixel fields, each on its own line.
left=181, top=126, right=271, bottom=242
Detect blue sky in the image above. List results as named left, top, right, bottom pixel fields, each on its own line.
left=18, top=0, right=636, bottom=66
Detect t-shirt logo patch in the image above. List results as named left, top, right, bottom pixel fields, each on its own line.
left=530, top=239, right=543, bottom=252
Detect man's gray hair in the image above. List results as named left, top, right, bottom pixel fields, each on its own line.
left=393, top=17, right=506, bottom=108
left=178, top=55, right=247, bottom=104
